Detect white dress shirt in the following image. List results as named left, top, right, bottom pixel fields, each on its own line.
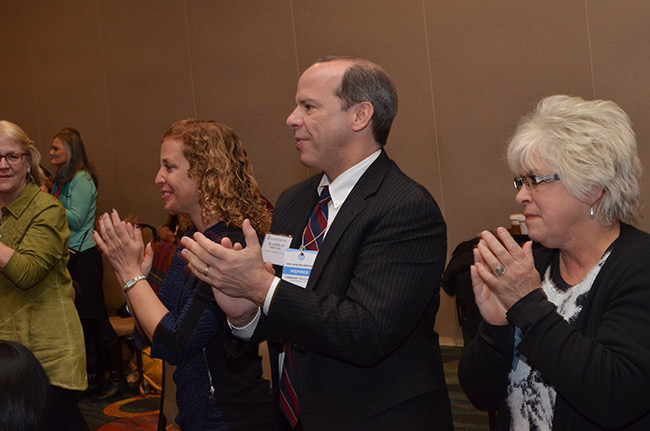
left=232, top=150, right=382, bottom=339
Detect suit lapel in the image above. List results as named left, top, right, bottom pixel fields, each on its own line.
left=286, top=178, right=321, bottom=250
left=305, top=150, right=391, bottom=291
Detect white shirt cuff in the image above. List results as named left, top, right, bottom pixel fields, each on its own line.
left=228, top=307, right=261, bottom=341
left=263, top=276, right=281, bottom=315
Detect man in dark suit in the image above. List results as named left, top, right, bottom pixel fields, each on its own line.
left=181, top=55, right=453, bottom=430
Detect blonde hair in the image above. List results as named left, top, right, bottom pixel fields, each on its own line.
left=161, top=119, right=271, bottom=233
left=507, top=95, right=642, bottom=227
left=0, top=121, right=45, bottom=186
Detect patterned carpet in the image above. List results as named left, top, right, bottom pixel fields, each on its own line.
left=79, top=346, right=488, bottom=430
left=442, top=346, right=491, bottom=431
left=79, top=390, right=176, bottom=431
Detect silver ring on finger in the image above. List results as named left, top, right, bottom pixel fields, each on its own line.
left=493, top=263, right=507, bottom=277
left=203, top=265, right=210, bottom=277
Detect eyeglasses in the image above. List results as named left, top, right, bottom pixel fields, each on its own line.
left=0, top=152, right=28, bottom=166
left=513, top=173, right=560, bottom=190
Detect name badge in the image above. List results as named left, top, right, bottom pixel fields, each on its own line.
left=261, top=234, right=293, bottom=266
left=281, top=248, right=317, bottom=288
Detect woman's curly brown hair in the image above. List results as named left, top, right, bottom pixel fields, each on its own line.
left=161, top=119, right=271, bottom=234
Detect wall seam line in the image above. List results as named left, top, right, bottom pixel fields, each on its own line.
left=25, top=5, right=42, bottom=144
left=584, top=0, right=597, bottom=99
left=421, top=0, right=446, bottom=219
left=183, top=0, right=198, bottom=118
left=289, top=0, right=300, bottom=79
left=289, top=0, right=309, bottom=178
left=95, top=0, right=116, bottom=185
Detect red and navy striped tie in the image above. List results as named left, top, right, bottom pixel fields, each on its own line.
left=279, top=186, right=331, bottom=428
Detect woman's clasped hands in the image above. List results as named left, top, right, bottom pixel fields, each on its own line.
left=93, top=209, right=153, bottom=283
left=471, top=226, right=541, bottom=325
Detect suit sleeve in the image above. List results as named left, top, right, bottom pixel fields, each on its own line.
left=267, top=193, right=446, bottom=367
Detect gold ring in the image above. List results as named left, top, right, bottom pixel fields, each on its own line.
left=203, top=265, right=210, bottom=276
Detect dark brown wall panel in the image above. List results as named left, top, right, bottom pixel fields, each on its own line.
left=426, top=0, right=596, bottom=251
left=184, top=0, right=303, bottom=203
left=2, top=0, right=649, bottom=341
left=291, top=0, right=442, bottom=200
left=98, top=1, right=196, bottom=221
left=587, top=0, right=650, bottom=232
left=0, top=2, right=39, bottom=139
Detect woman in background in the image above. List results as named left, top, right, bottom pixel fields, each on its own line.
left=50, top=128, right=127, bottom=399
left=147, top=213, right=195, bottom=294
left=95, top=119, right=273, bottom=431
left=458, top=95, right=650, bottom=430
left=0, top=121, right=86, bottom=430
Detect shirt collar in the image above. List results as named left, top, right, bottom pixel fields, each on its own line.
left=3, top=183, right=40, bottom=219
left=319, top=149, right=381, bottom=208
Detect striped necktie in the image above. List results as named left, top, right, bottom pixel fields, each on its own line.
left=279, top=186, right=331, bottom=428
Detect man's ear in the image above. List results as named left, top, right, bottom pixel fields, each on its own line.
left=351, top=101, right=373, bottom=132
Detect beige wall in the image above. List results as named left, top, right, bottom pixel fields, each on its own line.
left=2, top=0, right=649, bottom=344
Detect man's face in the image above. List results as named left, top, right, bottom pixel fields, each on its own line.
left=286, top=60, right=356, bottom=180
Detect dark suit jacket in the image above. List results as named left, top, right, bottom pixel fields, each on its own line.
left=229, top=151, right=453, bottom=430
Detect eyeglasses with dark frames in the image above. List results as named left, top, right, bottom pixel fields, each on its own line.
left=0, top=152, right=28, bottom=166
left=513, top=173, right=561, bottom=190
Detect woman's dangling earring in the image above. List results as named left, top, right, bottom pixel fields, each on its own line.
left=589, top=207, right=595, bottom=219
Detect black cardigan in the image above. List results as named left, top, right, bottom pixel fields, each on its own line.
left=458, top=223, right=650, bottom=430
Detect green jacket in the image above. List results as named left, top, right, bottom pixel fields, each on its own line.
left=0, top=182, right=86, bottom=390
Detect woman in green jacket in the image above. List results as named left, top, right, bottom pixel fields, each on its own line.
left=0, top=120, right=86, bottom=431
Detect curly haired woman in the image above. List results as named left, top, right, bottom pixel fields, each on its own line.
left=95, top=119, right=273, bottom=431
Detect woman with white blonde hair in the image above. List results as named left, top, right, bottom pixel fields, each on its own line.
left=0, top=120, right=86, bottom=431
left=458, top=95, right=650, bottom=430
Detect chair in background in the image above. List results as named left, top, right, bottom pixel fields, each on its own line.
left=103, top=256, right=143, bottom=389
left=259, top=340, right=271, bottom=386
left=103, top=221, right=159, bottom=390
left=157, top=361, right=179, bottom=430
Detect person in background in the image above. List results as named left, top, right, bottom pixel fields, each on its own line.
left=0, top=121, right=86, bottom=431
left=147, top=213, right=195, bottom=294
left=157, top=213, right=195, bottom=244
left=181, top=56, right=453, bottom=431
left=95, top=119, right=273, bottom=431
left=157, top=214, right=180, bottom=243
left=50, top=127, right=127, bottom=399
left=458, top=95, right=650, bottom=430
left=0, top=340, right=51, bottom=431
